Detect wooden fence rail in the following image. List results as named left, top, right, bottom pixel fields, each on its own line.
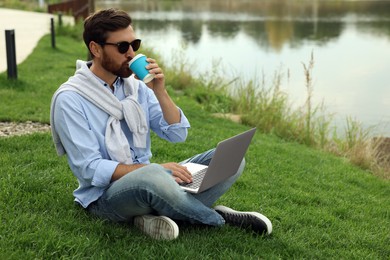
left=48, top=0, right=95, bottom=21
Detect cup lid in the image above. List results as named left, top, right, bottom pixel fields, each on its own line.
left=128, top=54, right=146, bottom=67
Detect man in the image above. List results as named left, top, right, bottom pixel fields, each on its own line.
left=50, top=8, right=272, bottom=240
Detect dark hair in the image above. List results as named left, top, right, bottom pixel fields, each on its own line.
left=83, top=8, right=132, bottom=56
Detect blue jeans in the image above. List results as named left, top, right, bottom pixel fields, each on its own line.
left=88, top=149, right=245, bottom=226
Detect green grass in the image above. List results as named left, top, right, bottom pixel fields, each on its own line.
left=0, top=24, right=389, bottom=259
left=0, top=32, right=86, bottom=122
left=1, top=109, right=389, bottom=259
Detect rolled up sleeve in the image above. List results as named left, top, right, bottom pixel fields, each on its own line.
left=91, top=159, right=119, bottom=187
left=158, top=108, right=191, bottom=142
left=142, top=85, right=190, bottom=142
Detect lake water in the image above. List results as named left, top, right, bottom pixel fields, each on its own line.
left=97, top=0, right=390, bottom=136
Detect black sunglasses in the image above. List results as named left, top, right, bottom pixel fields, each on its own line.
left=99, top=39, right=141, bottom=54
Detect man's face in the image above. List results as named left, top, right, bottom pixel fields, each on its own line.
left=100, top=25, right=137, bottom=78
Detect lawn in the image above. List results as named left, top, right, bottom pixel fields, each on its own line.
left=0, top=32, right=389, bottom=259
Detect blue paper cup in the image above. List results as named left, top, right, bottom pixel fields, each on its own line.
left=128, top=54, right=155, bottom=83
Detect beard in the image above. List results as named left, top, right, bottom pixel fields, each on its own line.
left=101, top=51, right=133, bottom=78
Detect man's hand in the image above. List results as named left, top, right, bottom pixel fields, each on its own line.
left=145, top=57, right=165, bottom=92
left=161, top=162, right=193, bottom=184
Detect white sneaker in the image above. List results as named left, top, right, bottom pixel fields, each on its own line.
left=214, top=205, right=273, bottom=235
left=133, top=215, right=179, bottom=240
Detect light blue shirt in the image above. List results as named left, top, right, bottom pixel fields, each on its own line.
left=53, top=77, right=190, bottom=208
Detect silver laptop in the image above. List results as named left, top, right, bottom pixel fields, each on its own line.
left=180, top=128, right=256, bottom=193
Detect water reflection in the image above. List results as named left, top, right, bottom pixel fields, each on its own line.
left=131, top=13, right=390, bottom=52
left=97, top=0, right=390, bottom=134
left=98, top=0, right=390, bottom=50
left=130, top=17, right=349, bottom=52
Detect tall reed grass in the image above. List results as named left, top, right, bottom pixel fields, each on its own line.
left=162, top=50, right=389, bottom=179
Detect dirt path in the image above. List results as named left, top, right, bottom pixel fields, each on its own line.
left=0, top=121, right=50, bottom=137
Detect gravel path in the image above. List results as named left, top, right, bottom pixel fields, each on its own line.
left=0, top=121, right=51, bottom=137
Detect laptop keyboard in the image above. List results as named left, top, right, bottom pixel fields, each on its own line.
left=179, top=167, right=207, bottom=189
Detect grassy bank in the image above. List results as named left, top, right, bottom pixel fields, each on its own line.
left=0, top=24, right=389, bottom=258
left=161, top=49, right=390, bottom=179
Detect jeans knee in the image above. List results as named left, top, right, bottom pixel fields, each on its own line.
left=135, top=164, right=187, bottom=205
left=134, top=163, right=179, bottom=192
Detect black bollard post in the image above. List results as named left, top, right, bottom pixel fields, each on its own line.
left=51, top=17, right=56, bottom=48
left=5, top=30, right=17, bottom=79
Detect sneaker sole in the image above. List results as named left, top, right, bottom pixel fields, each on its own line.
left=134, top=215, right=179, bottom=240
left=214, top=205, right=273, bottom=235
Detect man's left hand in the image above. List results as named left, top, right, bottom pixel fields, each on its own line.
left=145, top=58, right=165, bottom=92
left=161, top=162, right=193, bottom=184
